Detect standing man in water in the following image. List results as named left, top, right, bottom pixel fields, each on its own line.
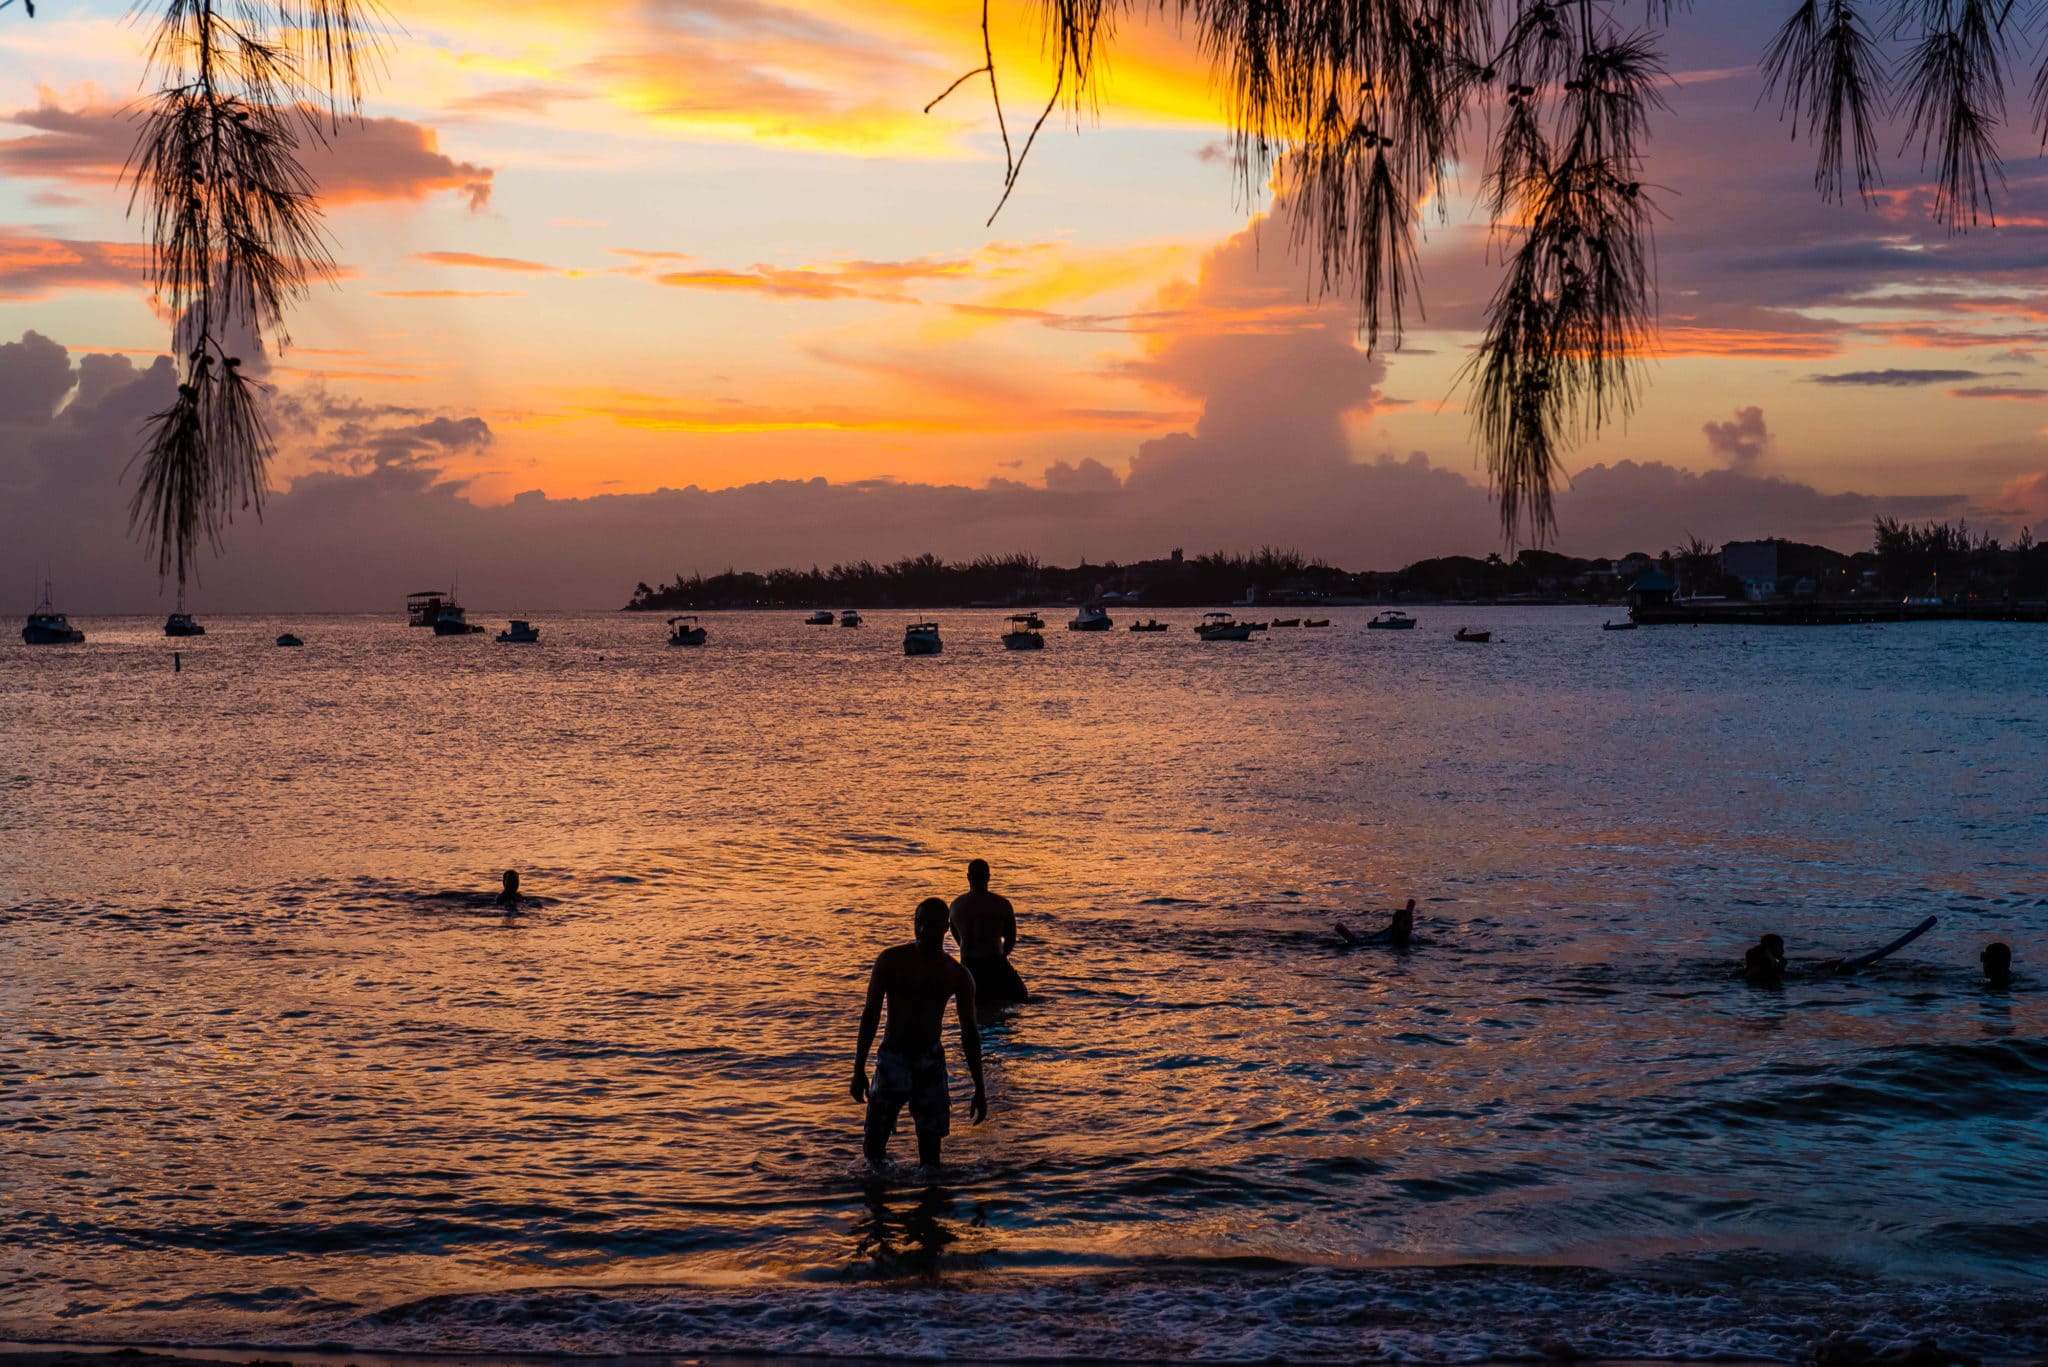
left=852, top=897, right=988, bottom=1169
left=950, top=859, right=1029, bottom=1005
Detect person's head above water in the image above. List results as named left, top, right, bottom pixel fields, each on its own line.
left=967, top=858, right=990, bottom=890
left=1760, top=933, right=1785, bottom=964
left=502, top=870, right=519, bottom=894
left=1982, top=941, right=2012, bottom=986
left=915, top=897, right=951, bottom=951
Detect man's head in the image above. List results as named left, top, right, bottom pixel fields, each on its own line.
left=1983, top=941, right=2012, bottom=986
left=967, top=859, right=990, bottom=890
left=1760, top=933, right=1785, bottom=962
left=915, top=897, right=950, bottom=951
left=503, top=870, right=520, bottom=893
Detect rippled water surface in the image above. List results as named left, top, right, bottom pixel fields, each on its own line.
left=2, top=608, right=2044, bottom=1361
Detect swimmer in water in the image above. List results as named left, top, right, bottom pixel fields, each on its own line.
left=1982, top=942, right=2012, bottom=988
left=852, top=897, right=987, bottom=1170
left=496, top=869, right=523, bottom=910
left=1336, top=898, right=1415, bottom=948
left=1740, top=933, right=1786, bottom=986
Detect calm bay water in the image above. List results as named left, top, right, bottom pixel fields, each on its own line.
left=2, top=607, right=2044, bottom=1362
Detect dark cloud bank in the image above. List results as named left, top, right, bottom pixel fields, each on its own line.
left=2, top=326, right=1976, bottom=612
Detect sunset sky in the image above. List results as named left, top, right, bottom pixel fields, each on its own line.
left=7, top=0, right=2048, bottom=608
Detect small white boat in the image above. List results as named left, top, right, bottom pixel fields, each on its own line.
left=1068, top=603, right=1113, bottom=631
left=1195, top=611, right=1256, bottom=641
left=904, top=621, right=942, bottom=656
left=1367, top=610, right=1417, bottom=630
left=804, top=610, right=834, bottom=625
left=840, top=609, right=863, bottom=627
left=22, top=579, right=84, bottom=645
left=667, top=615, right=707, bottom=647
left=496, top=619, right=540, bottom=643
left=1001, top=615, right=1045, bottom=650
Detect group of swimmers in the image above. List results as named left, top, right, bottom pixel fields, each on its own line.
left=1740, top=931, right=2015, bottom=987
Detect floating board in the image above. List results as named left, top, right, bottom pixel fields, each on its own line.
left=1335, top=922, right=1368, bottom=946
left=1835, top=915, right=1937, bottom=974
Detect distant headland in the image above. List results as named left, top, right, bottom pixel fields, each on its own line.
left=623, top=519, right=2048, bottom=612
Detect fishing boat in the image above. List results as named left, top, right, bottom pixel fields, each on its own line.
left=1367, top=609, right=1417, bottom=630
left=1302, top=618, right=1330, bottom=628
left=275, top=633, right=303, bottom=647
left=1001, top=615, right=1045, bottom=650
left=496, top=619, right=541, bottom=643
left=904, top=621, right=942, bottom=655
left=164, top=595, right=206, bottom=637
left=1068, top=603, right=1112, bottom=631
left=1194, top=611, right=1256, bottom=641
left=804, top=610, right=834, bottom=625
left=1454, top=627, right=1491, bottom=643
left=21, top=580, right=84, bottom=644
left=406, top=590, right=448, bottom=627
left=667, top=615, right=707, bottom=647
left=1129, top=619, right=1169, bottom=632
left=839, top=609, right=863, bottom=627
left=1602, top=620, right=1637, bottom=631
left=433, top=600, right=485, bottom=635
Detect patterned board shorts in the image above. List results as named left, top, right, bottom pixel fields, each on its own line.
left=865, top=1046, right=950, bottom=1142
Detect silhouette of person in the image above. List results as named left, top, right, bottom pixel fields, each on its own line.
left=1336, top=897, right=1415, bottom=948
left=1741, top=933, right=1786, bottom=986
left=1982, top=942, right=2012, bottom=988
left=496, top=869, right=523, bottom=910
left=853, top=898, right=987, bottom=1169
left=950, top=859, right=1028, bottom=1006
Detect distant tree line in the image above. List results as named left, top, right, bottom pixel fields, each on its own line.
left=625, top=520, right=2048, bottom=611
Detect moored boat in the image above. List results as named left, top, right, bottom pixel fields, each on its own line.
left=1068, top=603, right=1112, bottom=631
left=1302, top=618, right=1330, bottom=628
left=1001, top=615, right=1045, bottom=651
left=1602, top=620, right=1637, bottom=631
left=667, top=615, right=707, bottom=646
left=904, top=621, right=942, bottom=656
left=1269, top=617, right=1301, bottom=628
left=164, top=610, right=206, bottom=637
left=1454, top=628, right=1491, bottom=643
left=275, top=633, right=304, bottom=647
left=433, top=601, right=485, bottom=635
left=406, top=590, right=447, bottom=627
left=804, top=610, right=834, bottom=625
left=21, top=580, right=84, bottom=645
left=839, top=609, right=863, bottom=627
left=1129, top=619, right=1169, bottom=632
left=1367, top=610, right=1417, bottom=630
left=496, top=619, right=541, bottom=643
left=1195, top=611, right=1256, bottom=641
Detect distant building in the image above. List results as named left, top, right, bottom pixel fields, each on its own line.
left=1627, top=569, right=1675, bottom=608
left=1721, top=540, right=1782, bottom=600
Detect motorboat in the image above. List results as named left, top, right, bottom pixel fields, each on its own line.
left=1602, top=620, right=1638, bottom=632
left=1454, top=628, right=1492, bottom=643
left=1001, top=615, right=1045, bottom=651
left=21, top=580, right=84, bottom=644
left=406, top=590, right=448, bottom=627
left=1129, top=619, right=1169, bottom=632
left=1269, top=617, right=1301, bottom=628
left=1302, top=618, right=1330, bottom=628
left=275, top=633, right=303, bottom=647
left=496, top=619, right=541, bottom=643
left=1068, top=603, right=1113, bottom=631
left=904, top=621, right=942, bottom=656
left=805, top=610, right=835, bottom=625
left=164, top=610, right=206, bottom=637
left=1018, top=611, right=1047, bottom=630
left=1367, top=610, right=1417, bottom=630
left=839, top=609, right=863, bottom=627
left=667, top=615, right=707, bottom=647
left=433, top=601, right=484, bottom=635
left=1194, top=611, right=1256, bottom=641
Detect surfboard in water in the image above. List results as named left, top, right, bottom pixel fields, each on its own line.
left=1834, top=915, right=1938, bottom=974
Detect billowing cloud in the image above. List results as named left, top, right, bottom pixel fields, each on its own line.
left=0, top=93, right=493, bottom=209
left=1702, top=406, right=1771, bottom=472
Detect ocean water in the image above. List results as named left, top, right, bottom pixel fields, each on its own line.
left=2, top=607, right=2043, bottom=1363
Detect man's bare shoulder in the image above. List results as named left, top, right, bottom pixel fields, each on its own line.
left=873, top=942, right=922, bottom=973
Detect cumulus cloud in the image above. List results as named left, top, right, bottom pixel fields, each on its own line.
left=0, top=94, right=494, bottom=209
left=1701, top=406, right=1771, bottom=472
